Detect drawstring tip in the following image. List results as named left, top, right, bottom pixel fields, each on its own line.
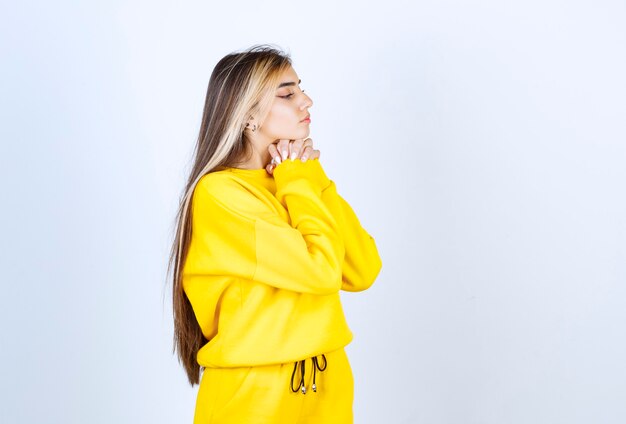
left=290, top=355, right=327, bottom=395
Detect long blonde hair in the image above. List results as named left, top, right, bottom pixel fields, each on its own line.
left=168, top=44, right=292, bottom=385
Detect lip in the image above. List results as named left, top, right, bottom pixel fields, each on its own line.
left=300, top=114, right=311, bottom=123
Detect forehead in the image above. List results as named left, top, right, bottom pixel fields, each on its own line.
left=277, top=66, right=300, bottom=85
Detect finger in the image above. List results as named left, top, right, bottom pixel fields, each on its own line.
left=300, top=145, right=314, bottom=162
left=289, top=140, right=300, bottom=160
left=266, top=162, right=274, bottom=175
left=289, top=138, right=305, bottom=160
left=310, top=149, right=320, bottom=160
left=301, top=139, right=314, bottom=159
left=268, top=143, right=282, bottom=164
left=276, top=139, right=290, bottom=161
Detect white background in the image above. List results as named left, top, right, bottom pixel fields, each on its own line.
left=1, top=1, right=625, bottom=423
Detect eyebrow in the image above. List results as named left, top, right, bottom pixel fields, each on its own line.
left=277, top=79, right=301, bottom=89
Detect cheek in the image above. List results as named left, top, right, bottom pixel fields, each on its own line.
left=263, top=106, right=299, bottom=133
left=269, top=105, right=293, bottom=123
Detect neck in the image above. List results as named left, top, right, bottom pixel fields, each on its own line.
left=236, top=141, right=272, bottom=170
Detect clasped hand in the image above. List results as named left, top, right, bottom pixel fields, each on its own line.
left=266, top=138, right=321, bottom=175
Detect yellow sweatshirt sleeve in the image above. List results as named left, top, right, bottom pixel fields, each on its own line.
left=279, top=159, right=382, bottom=292
left=302, top=160, right=382, bottom=292
left=321, top=180, right=383, bottom=292
left=186, top=158, right=345, bottom=295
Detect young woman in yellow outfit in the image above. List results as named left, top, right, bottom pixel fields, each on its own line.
left=168, top=44, right=382, bottom=423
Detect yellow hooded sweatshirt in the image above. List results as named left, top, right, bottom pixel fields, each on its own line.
left=182, top=158, right=382, bottom=368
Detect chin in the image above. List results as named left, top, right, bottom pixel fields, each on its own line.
left=273, top=127, right=310, bottom=141
left=292, top=128, right=311, bottom=139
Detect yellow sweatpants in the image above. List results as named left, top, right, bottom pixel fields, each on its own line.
left=193, top=347, right=354, bottom=424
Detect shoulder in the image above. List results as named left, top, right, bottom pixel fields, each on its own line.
left=193, top=172, right=272, bottom=218
left=196, top=171, right=246, bottom=197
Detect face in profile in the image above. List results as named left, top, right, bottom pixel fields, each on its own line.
left=258, top=66, right=313, bottom=142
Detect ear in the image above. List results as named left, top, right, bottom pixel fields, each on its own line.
left=245, top=116, right=258, bottom=132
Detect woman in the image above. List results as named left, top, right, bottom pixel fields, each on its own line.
left=168, top=44, right=382, bottom=423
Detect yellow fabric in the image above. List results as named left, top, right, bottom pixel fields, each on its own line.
left=182, top=158, right=382, bottom=368
left=193, top=347, right=354, bottom=423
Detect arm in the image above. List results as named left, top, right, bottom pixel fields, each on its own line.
left=184, top=159, right=345, bottom=295
left=313, top=161, right=382, bottom=292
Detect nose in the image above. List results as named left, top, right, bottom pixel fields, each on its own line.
left=300, top=92, right=313, bottom=110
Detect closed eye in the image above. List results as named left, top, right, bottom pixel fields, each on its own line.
left=278, top=89, right=305, bottom=99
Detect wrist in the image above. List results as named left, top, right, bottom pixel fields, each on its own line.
left=273, top=158, right=331, bottom=190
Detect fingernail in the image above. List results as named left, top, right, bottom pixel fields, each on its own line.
left=290, top=151, right=297, bottom=160
left=282, top=150, right=288, bottom=160
left=275, top=156, right=281, bottom=164
left=301, top=155, right=307, bottom=162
